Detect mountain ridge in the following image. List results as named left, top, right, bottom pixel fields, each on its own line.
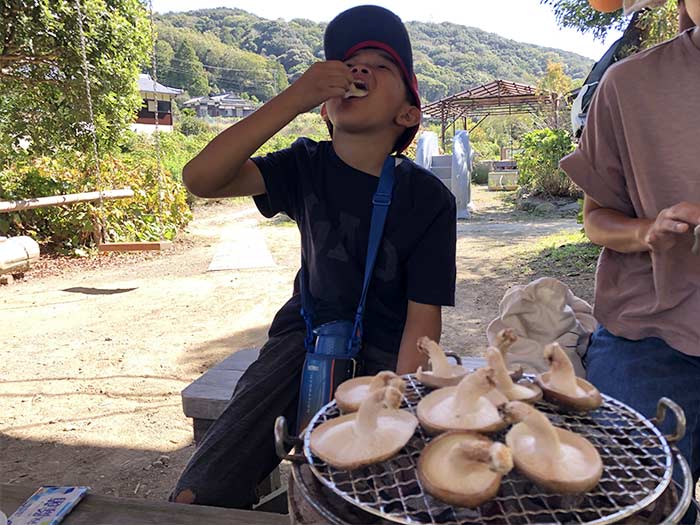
left=154, top=7, right=593, bottom=102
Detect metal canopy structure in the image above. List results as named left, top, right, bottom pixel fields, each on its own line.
left=421, top=79, right=559, bottom=148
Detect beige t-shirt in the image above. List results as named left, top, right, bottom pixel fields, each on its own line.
left=561, top=29, right=700, bottom=356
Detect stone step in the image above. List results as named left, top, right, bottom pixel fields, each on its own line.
left=431, top=155, right=452, bottom=168
left=430, top=166, right=451, bottom=180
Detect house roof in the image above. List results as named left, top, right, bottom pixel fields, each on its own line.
left=138, top=74, right=182, bottom=96
left=183, top=93, right=257, bottom=109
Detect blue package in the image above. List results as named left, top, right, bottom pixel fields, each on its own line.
left=8, top=486, right=89, bottom=525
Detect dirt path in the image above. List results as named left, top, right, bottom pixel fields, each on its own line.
left=1, top=187, right=580, bottom=501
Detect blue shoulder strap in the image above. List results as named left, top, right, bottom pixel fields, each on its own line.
left=300, top=156, right=396, bottom=352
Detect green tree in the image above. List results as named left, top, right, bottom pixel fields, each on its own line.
left=156, top=23, right=288, bottom=101
left=538, top=61, right=574, bottom=95
left=540, top=0, right=680, bottom=46
left=153, top=40, right=175, bottom=86
left=516, top=128, right=577, bottom=196
left=0, top=0, right=151, bottom=162
left=539, top=0, right=627, bottom=39
left=635, top=1, right=680, bottom=48
left=154, top=7, right=594, bottom=104
left=538, top=61, right=574, bottom=129
left=170, top=41, right=210, bottom=96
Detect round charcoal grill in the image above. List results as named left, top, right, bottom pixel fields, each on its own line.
left=278, top=374, right=694, bottom=525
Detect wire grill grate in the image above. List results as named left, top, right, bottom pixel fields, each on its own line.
left=303, top=374, right=673, bottom=525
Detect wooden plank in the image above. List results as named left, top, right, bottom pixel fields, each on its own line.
left=98, top=241, right=172, bottom=253
left=0, top=188, right=134, bottom=213
left=0, top=484, right=288, bottom=525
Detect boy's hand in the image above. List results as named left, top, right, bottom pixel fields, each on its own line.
left=643, top=202, right=700, bottom=253
left=284, top=61, right=354, bottom=114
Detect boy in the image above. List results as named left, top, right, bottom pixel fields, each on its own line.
left=561, top=1, right=699, bottom=520
left=171, top=5, right=456, bottom=508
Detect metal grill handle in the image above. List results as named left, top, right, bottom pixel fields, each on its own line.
left=653, top=397, right=686, bottom=444
left=274, top=416, right=305, bottom=463
left=445, top=352, right=462, bottom=365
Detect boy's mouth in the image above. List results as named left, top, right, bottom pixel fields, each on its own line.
left=344, top=81, right=369, bottom=99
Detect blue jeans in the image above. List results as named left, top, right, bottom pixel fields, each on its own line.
left=586, top=326, right=700, bottom=523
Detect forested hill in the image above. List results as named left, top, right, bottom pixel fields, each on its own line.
left=154, top=8, right=593, bottom=103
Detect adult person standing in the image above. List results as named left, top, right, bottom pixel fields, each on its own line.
left=564, top=0, right=700, bottom=522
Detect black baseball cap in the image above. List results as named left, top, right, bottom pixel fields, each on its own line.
left=324, top=5, right=421, bottom=153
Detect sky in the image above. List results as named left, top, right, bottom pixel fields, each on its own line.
left=152, top=0, right=623, bottom=60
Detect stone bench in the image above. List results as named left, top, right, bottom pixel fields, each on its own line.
left=181, top=348, right=261, bottom=445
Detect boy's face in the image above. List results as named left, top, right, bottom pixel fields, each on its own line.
left=324, top=48, right=420, bottom=145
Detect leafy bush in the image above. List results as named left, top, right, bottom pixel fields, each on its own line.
left=515, top=128, right=578, bottom=197
left=121, top=130, right=215, bottom=184
left=256, top=113, right=328, bottom=156
left=0, top=153, right=191, bottom=253
left=177, top=109, right=215, bottom=136
left=472, top=141, right=501, bottom=161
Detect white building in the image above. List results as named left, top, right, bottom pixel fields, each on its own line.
left=132, top=74, right=182, bottom=134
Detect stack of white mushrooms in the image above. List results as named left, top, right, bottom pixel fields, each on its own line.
left=309, top=331, right=604, bottom=509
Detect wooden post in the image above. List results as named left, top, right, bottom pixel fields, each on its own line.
left=98, top=241, right=171, bottom=253
left=440, top=104, right=447, bottom=152
left=0, top=188, right=134, bottom=213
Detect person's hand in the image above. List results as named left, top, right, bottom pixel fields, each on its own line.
left=643, top=202, right=700, bottom=253
left=283, top=61, right=354, bottom=114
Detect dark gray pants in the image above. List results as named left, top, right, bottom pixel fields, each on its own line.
left=170, top=329, right=396, bottom=509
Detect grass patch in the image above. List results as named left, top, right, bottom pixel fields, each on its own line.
left=521, top=230, right=601, bottom=277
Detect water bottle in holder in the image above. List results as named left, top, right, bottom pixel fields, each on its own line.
left=296, top=320, right=360, bottom=433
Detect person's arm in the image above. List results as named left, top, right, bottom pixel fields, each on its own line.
left=182, top=61, right=354, bottom=198
left=584, top=194, right=700, bottom=253
left=395, top=301, right=442, bottom=375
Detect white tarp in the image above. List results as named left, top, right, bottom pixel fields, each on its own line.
left=415, top=131, right=439, bottom=170
left=452, top=130, right=474, bottom=219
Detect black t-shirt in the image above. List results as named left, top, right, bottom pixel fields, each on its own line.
left=252, top=138, right=456, bottom=354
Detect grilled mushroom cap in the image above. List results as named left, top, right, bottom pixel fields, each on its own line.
left=310, top=386, right=417, bottom=470
left=536, top=343, right=602, bottom=411
left=418, top=431, right=513, bottom=507
left=417, top=368, right=506, bottom=435
left=415, top=337, right=468, bottom=388
left=503, top=401, right=603, bottom=494
left=485, top=346, right=542, bottom=404
left=334, top=371, right=405, bottom=413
